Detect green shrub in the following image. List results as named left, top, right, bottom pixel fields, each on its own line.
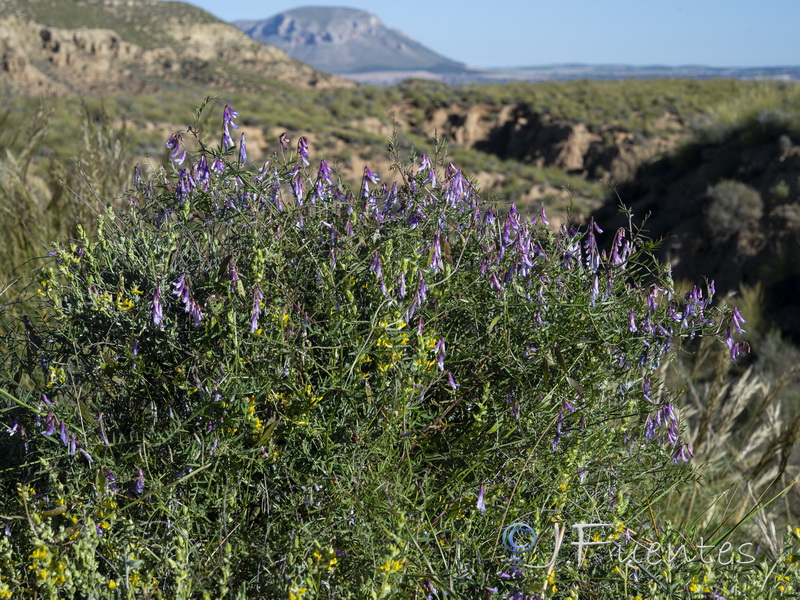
left=707, top=179, right=763, bottom=240
left=0, top=101, right=795, bottom=599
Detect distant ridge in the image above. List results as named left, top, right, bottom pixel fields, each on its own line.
left=235, top=6, right=467, bottom=75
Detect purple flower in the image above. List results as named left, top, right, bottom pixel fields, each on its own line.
left=417, top=154, right=436, bottom=187
left=364, top=166, right=380, bottom=185
left=729, top=337, right=750, bottom=362
left=172, top=275, right=190, bottom=306
left=629, top=309, right=637, bottom=333
left=732, top=306, right=747, bottom=333
left=435, top=338, right=446, bottom=371
left=298, top=137, right=310, bottom=166
left=176, top=169, right=196, bottom=202
left=230, top=263, right=239, bottom=292
left=279, top=132, right=290, bottom=150
left=222, top=105, right=239, bottom=150
left=194, top=155, right=210, bottom=188
left=611, top=228, right=626, bottom=266
left=672, top=443, right=695, bottom=463
left=417, top=274, right=428, bottom=303
left=166, top=134, right=186, bottom=165
left=370, top=251, right=383, bottom=280
left=42, top=412, right=55, bottom=436
left=476, top=485, right=486, bottom=514
left=443, top=163, right=467, bottom=206
left=292, top=172, right=303, bottom=204
left=106, top=470, right=118, bottom=493
left=152, top=284, right=164, bottom=329
left=431, top=231, right=443, bottom=273
left=134, top=468, right=144, bottom=495
left=250, top=286, right=263, bottom=333
left=5, top=418, right=19, bottom=436
left=188, top=299, right=203, bottom=327
left=60, top=421, right=68, bottom=446
left=238, top=132, right=247, bottom=164
left=540, top=205, right=550, bottom=226
left=448, top=371, right=459, bottom=389
left=317, top=159, right=332, bottom=185
left=79, top=448, right=93, bottom=463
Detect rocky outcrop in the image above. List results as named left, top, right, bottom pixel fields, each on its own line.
left=381, top=102, right=686, bottom=184
left=0, top=4, right=353, bottom=96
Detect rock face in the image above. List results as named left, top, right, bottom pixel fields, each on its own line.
left=235, top=7, right=466, bottom=75
left=0, top=0, right=353, bottom=96
left=388, top=102, right=684, bottom=183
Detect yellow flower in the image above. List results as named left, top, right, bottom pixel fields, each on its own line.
left=378, top=559, right=404, bottom=573
left=108, top=579, right=117, bottom=590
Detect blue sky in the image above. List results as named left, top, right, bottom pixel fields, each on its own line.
left=183, top=0, right=799, bottom=68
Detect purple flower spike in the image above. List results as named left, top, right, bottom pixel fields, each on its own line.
left=370, top=251, right=383, bottom=280
left=222, top=105, right=239, bottom=150
left=188, top=299, right=203, bottom=327
left=60, top=422, right=68, bottom=446
left=298, top=137, right=310, bottom=166
left=435, top=338, right=446, bottom=371
left=134, top=468, right=145, bottom=495
left=431, top=231, right=443, bottom=273
left=250, top=286, right=263, bottom=333
left=732, top=306, right=747, bottom=333
left=417, top=274, right=428, bottom=303
left=629, top=309, right=637, bottom=333
left=172, top=275, right=189, bottom=304
left=417, top=154, right=436, bottom=187
left=476, top=485, right=486, bottom=514
left=229, top=263, right=239, bottom=292
left=238, top=133, right=247, bottom=164
left=42, top=412, right=55, bottom=436
left=279, top=132, right=290, bottom=149
left=672, top=443, right=695, bottom=463
left=317, top=159, right=332, bottom=184
left=152, top=284, right=164, bottom=330
left=166, top=134, right=186, bottom=165
left=540, top=205, right=550, bottom=226
left=447, top=371, right=459, bottom=389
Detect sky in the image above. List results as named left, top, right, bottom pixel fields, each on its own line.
left=180, top=0, right=799, bottom=68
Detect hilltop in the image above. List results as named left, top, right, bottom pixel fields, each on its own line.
left=235, top=6, right=467, bottom=77
left=0, top=0, right=353, bottom=96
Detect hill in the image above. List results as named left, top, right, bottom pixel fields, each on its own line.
left=0, top=0, right=353, bottom=96
left=235, top=6, right=467, bottom=76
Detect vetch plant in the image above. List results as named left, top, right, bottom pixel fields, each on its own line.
left=1, top=100, right=795, bottom=599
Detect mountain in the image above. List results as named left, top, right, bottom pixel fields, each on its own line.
left=0, top=0, right=353, bottom=96
left=235, top=6, right=467, bottom=76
